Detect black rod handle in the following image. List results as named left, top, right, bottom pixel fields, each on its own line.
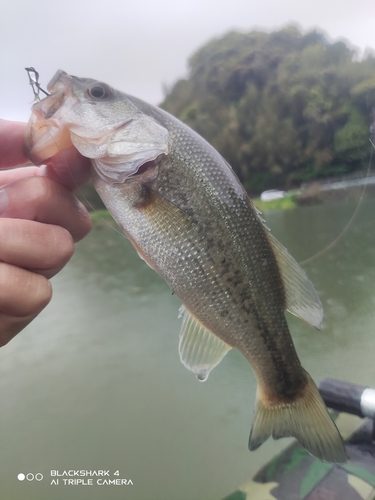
left=319, top=378, right=375, bottom=419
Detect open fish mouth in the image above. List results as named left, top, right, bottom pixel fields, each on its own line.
left=24, top=71, right=78, bottom=164
left=25, top=69, right=169, bottom=181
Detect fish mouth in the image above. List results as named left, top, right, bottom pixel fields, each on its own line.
left=25, top=70, right=78, bottom=165
left=47, top=69, right=71, bottom=93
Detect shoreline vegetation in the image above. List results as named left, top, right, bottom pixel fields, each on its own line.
left=78, top=25, right=374, bottom=218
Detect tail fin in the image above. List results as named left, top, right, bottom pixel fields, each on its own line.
left=249, top=370, right=347, bottom=463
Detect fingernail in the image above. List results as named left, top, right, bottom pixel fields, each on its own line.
left=0, top=188, right=9, bottom=216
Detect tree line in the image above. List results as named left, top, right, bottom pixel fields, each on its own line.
left=161, top=26, right=375, bottom=193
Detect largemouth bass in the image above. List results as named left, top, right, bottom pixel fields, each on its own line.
left=25, top=70, right=346, bottom=463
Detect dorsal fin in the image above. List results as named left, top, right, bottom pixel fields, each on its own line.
left=178, top=306, right=232, bottom=381
left=267, top=233, right=323, bottom=329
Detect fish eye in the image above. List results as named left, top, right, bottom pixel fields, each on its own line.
left=88, top=85, right=107, bottom=99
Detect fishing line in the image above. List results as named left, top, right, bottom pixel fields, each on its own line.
left=299, top=136, right=374, bottom=266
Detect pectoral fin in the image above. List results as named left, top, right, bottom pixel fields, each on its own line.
left=178, top=306, right=232, bottom=381
left=267, top=233, right=323, bottom=329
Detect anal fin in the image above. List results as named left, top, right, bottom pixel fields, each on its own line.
left=178, top=306, right=231, bottom=381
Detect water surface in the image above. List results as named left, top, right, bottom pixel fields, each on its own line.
left=1, top=199, right=375, bottom=500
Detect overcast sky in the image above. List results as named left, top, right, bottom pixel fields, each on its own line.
left=1, top=0, right=375, bottom=121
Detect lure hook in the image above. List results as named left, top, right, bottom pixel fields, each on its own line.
left=25, top=67, right=50, bottom=102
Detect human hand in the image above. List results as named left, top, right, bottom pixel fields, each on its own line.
left=0, top=119, right=92, bottom=346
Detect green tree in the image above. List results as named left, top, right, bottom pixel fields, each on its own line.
left=161, top=26, right=375, bottom=193
left=334, top=107, right=370, bottom=163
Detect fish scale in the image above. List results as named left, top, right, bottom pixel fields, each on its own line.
left=25, top=70, right=347, bottom=463
left=93, top=102, right=332, bottom=438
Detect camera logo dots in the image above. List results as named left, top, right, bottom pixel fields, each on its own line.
left=17, top=472, right=43, bottom=481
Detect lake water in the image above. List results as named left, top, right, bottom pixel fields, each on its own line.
left=1, top=199, right=375, bottom=500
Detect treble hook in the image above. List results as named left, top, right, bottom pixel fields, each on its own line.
left=25, top=67, right=50, bottom=102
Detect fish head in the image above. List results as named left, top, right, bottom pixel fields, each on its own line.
left=25, top=70, right=169, bottom=183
